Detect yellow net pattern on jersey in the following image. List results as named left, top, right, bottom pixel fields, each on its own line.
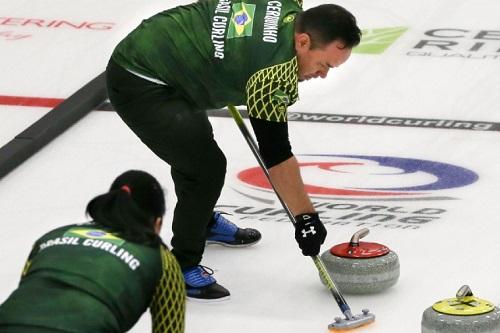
left=246, top=57, right=299, bottom=122
left=150, top=246, right=185, bottom=333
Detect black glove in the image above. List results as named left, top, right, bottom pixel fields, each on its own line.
left=294, top=213, right=327, bottom=256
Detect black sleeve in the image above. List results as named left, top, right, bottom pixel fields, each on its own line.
left=249, top=117, right=293, bottom=168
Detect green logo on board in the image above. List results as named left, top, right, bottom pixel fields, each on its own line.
left=227, top=3, right=256, bottom=39
left=353, top=27, right=408, bottom=54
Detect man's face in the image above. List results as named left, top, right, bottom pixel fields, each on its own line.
left=295, top=33, right=352, bottom=81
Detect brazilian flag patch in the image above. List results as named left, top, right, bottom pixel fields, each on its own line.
left=64, top=228, right=125, bottom=246
left=227, top=2, right=256, bottom=39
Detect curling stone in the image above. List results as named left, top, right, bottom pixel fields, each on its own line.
left=319, top=228, right=399, bottom=294
left=421, top=285, right=500, bottom=333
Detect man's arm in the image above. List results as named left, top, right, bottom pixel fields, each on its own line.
left=268, top=155, right=315, bottom=216
left=245, top=60, right=325, bottom=255
left=249, top=119, right=326, bottom=256
left=248, top=111, right=314, bottom=216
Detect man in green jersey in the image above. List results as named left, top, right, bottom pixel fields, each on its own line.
left=107, top=0, right=361, bottom=301
left=0, top=170, right=184, bottom=332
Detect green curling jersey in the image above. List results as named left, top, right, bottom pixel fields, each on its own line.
left=112, top=0, right=303, bottom=122
left=0, top=223, right=185, bottom=333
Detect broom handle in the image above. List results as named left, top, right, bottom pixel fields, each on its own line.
left=228, top=105, right=352, bottom=317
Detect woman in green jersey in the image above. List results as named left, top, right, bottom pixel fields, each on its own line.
left=0, top=170, right=185, bottom=333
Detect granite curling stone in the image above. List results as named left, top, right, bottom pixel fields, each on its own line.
left=421, top=285, right=500, bottom=333
left=320, top=228, right=399, bottom=294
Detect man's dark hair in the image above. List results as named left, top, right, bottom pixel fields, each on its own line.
left=295, top=4, right=362, bottom=49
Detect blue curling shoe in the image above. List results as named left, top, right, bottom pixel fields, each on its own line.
left=206, top=212, right=262, bottom=247
left=183, top=265, right=230, bottom=302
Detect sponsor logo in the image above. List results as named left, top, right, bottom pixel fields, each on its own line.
left=87, top=103, right=500, bottom=132
left=216, top=202, right=447, bottom=231
left=409, top=28, right=500, bottom=60
left=354, top=26, right=500, bottom=60
left=301, top=225, right=317, bottom=238
left=283, top=14, right=295, bottom=24
left=0, top=16, right=115, bottom=41
left=237, top=155, right=478, bottom=200
left=272, top=89, right=289, bottom=105
left=228, top=3, right=255, bottom=38
left=353, top=27, right=408, bottom=54
left=225, top=155, right=478, bottom=230
left=286, top=112, right=496, bottom=131
left=0, top=17, right=115, bottom=30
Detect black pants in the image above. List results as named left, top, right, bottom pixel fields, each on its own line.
left=106, top=60, right=227, bottom=269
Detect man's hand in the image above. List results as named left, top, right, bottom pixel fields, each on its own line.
left=294, top=213, right=327, bottom=256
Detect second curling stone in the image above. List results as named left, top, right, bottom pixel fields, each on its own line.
left=422, top=285, right=500, bottom=333
left=320, top=228, right=399, bottom=294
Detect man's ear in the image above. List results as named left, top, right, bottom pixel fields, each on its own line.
left=154, top=217, right=163, bottom=234
left=294, top=32, right=311, bottom=52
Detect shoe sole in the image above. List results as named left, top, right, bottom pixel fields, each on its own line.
left=205, top=238, right=261, bottom=248
left=186, top=295, right=231, bottom=303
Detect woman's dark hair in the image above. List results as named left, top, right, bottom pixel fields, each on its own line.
left=295, top=4, right=362, bottom=49
left=86, top=170, right=166, bottom=246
